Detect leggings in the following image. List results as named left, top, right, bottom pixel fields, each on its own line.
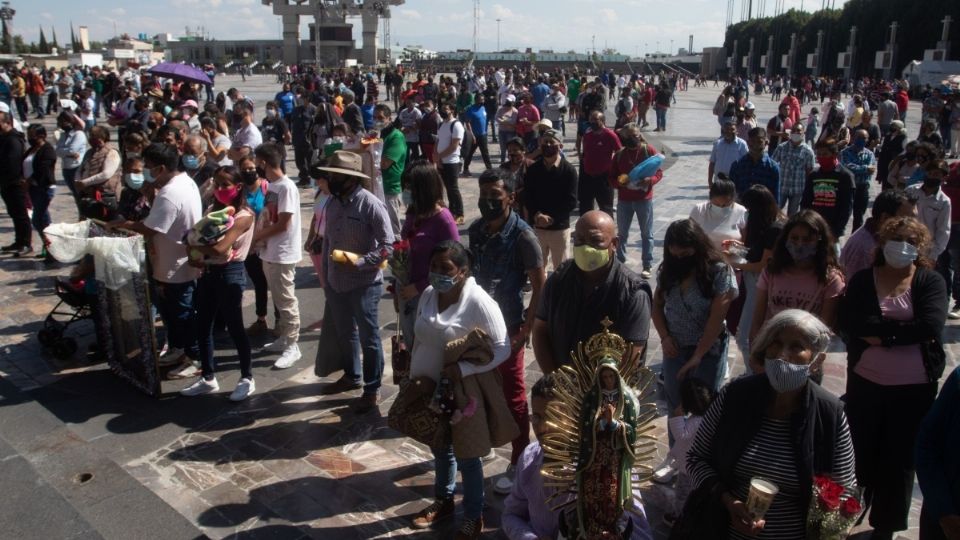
left=244, top=253, right=277, bottom=322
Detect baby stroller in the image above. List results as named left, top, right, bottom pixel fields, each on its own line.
left=37, top=277, right=94, bottom=359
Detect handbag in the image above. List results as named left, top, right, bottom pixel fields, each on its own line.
left=387, top=376, right=448, bottom=449
left=668, top=482, right=730, bottom=540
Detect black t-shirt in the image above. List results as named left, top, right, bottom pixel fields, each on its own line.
left=746, top=221, right=784, bottom=263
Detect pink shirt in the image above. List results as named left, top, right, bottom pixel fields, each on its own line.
left=854, top=288, right=928, bottom=386
left=757, top=267, right=845, bottom=323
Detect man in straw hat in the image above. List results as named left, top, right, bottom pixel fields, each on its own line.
left=315, top=150, right=396, bottom=414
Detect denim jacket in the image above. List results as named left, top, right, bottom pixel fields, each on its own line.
left=469, top=211, right=533, bottom=329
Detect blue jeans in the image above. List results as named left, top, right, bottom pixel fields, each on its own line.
left=28, top=184, right=54, bottom=240
left=655, top=108, right=667, bottom=130
left=153, top=279, right=199, bottom=359
left=616, top=198, right=653, bottom=268
left=324, top=283, right=384, bottom=395
left=432, top=445, right=484, bottom=519
left=196, top=262, right=252, bottom=380
left=662, top=334, right=728, bottom=445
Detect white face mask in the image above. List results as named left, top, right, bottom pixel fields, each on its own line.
left=709, top=203, right=734, bottom=220
left=790, top=133, right=804, bottom=143
left=883, top=240, right=918, bottom=269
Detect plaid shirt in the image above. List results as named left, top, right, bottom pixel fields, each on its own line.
left=840, top=146, right=877, bottom=185
left=771, top=140, right=814, bottom=195
left=323, top=185, right=395, bottom=293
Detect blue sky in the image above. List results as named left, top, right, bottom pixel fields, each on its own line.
left=20, top=0, right=848, bottom=55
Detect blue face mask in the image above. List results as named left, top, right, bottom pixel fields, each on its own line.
left=124, top=173, right=144, bottom=190
left=429, top=272, right=460, bottom=293
left=182, top=155, right=200, bottom=170
left=143, top=167, right=157, bottom=184
left=853, top=139, right=866, bottom=150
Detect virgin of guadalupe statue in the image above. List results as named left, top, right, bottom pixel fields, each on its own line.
left=574, top=358, right=639, bottom=537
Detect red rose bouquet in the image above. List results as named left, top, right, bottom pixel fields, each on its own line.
left=806, top=474, right=862, bottom=539
left=386, top=239, right=410, bottom=286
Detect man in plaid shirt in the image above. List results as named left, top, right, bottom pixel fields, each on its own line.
left=771, top=123, right=814, bottom=216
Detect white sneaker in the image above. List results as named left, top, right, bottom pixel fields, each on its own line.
left=652, top=457, right=678, bottom=484
left=481, top=449, right=498, bottom=462
left=180, top=377, right=219, bottom=396
left=273, top=344, right=301, bottom=369
left=157, top=347, right=185, bottom=366
left=493, top=464, right=517, bottom=495
left=229, top=378, right=256, bottom=401
left=169, top=360, right=201, bottom=379
left=262, top=336, right=288, bottom=353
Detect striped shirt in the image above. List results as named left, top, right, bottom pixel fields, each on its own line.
left=688, top=387, right=857, bottom=540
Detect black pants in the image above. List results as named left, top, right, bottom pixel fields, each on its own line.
left=45, top=92, right=58, bottom=114
left=407, top=141, right=421, bottom=164
left=243, top=253, right=277, bottom=322
left=845, top=372, right=937, bottom=532
left=463, top=136, right=492, bottom=172
left=578, top=170, right=614, bottom=217
left=293, top=145, right=312, bottom=182
left=439, top=162, right=464, bottom=218
left=852, top=182, right=870, bottom=231
left=14, top=96, right=27, bottom=122
left=1, top=183, right=31, bottom=247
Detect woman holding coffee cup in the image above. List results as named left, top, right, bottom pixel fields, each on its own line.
left=683, top=309, right=856, bottom=539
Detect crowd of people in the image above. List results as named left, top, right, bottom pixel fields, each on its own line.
left=0, top=59, right=958, bottom=540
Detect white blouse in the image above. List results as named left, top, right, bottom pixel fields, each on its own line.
left=410, top=276, right=510, bottom=381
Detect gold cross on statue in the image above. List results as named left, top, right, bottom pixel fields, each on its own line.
left=599, top=317, right=613, bottom=331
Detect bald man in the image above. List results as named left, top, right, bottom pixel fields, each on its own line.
left=532, top=211, right=652, bottom=373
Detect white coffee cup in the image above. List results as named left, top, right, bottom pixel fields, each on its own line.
left=745, top=477, right=779, bottom=520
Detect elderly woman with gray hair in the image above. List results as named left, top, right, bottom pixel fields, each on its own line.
left=681, top=309, right=856, bottom=540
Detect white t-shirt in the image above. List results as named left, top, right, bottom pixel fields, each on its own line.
left=398, top=107, right=423, bottom=143
left=437, top=119, right=464, bottom=165
left=143, top=173, right=203, bottom=283
left=232, top=122, right=263, bottom=151
left=260, top=176, right=302, bottom=264
left=689, top=201, right=747, bottom=251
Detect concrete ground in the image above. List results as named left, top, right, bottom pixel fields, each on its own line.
left=0, top=74, right=955, bottom=539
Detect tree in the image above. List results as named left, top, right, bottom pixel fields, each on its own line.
left=38, top=26, right=48, bottom=53
left=70, top=22, right=78, bottom=51
left=0, top=20, right=8, bottom=54
left=51, top=26, right=58, bottom=49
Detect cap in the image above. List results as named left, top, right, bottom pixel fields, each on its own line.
left=311, top=150, right=370, bottom=180
left=180, top=99, right=199, bottom=110
left=890, top=120, right=905, bottom=132
left=505, top=94, right=516, bottom=102
left=539, top=129, right=562, bottom=144
left=745, top=101, right=755, bottom=110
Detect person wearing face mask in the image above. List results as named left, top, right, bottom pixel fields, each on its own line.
left=689, top=177, right=748, bottom=251
left=708, top=122, right=748, bottom=188
left=396, top=161, right=460, bottom=349
left=771, top=123, right=815, bottom=217
left=907, top=159, right=953, bottom=291
left=685, top=309, right=856, bottom=540
left=839, top=134, right=880, bottom=233
left=436, top=102, right=466, bottom=223
left=729, top=127, right=782, bottom=204
left=21, top=124, right=57, bottom=261
left=531, top=211, right=652, bottom=375
left=840, top=217, right=947, bottom=540
left=117, top=155, right=150, bottom=222
left=578, top=111, right=620, bottom=218
left=801, top=137, right=854, bottom=239
left=179, top=166, right=257, bottom=401
left=877, top=120, right=906, bottom=190
left=749, top=210, right=844, bottom=348
left=398, top=96, right=422, bottom=164
left=75, top=125, right=122, bottom=221
left=259, top=100, right=290, bottom=174
left=289, top=92, right=316, bottom=187
left=839, top=188, right=918, bottom=279
left=181, top=134, right=218, bottom=198
left=652, top=219, right=737, bottom=453
left=372, top=103, right=407, bottom=237
left=315, top=151, right=394, bottom=414
left=468, top=168, right=546, bottom=495
left=178, top=100, right=201, bottom=134
left=417, top=99, right=442, bottom=165
left=237, top=156, right=277, bottom=338
left=515, top=93, right=541, bottom=153
left=54, top=110, right=88, bottom=210
left=407, top=240, right=512, bottom=539
left=462, top=92, right=493, bottom=176
left=886, top=139, right=921, bottom=190
left=227, top=101, right=262, bottom=163
left=522, top=129, right=578, bottom=271
left=108, top=143, right=203, bottom=375
left=609, top=124, right=663, bottom=278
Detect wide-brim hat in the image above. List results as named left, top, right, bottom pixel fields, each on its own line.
left=311, top=150, right=369, bottom=179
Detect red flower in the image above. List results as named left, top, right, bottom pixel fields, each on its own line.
left=814, top=475, right=834, bottom=493
left=818, top=490, right=841, bottom=512
left=840, top=497, right=862, bottom=518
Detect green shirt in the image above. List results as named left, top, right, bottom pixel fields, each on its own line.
left=568, top=78, right=581, bottom=101
left=456, top=91, right=474, bottom=114
left=381, top=127, right=407, bottom=195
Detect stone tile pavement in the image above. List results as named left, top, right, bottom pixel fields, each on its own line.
left=0, top=75, right=956, bottom=539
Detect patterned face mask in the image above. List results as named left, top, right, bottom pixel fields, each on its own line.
left=764, top=357, right=810, bottom=393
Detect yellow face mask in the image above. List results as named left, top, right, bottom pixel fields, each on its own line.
left=573, top=244, right=610, bottom=272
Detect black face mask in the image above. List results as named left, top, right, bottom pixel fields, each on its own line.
left=542, top=145, right=559, bottom=158
left=673, top=255, right=696, bottom=275
left=624, top=137, right=639, bottom=148
left=923, top=178, right=942, bottom=190
left=328, top=178, right=354, bottom=197
left=240, top=171, right=258, bottom=185
left=478, top=197, right=505, bottom=220
left=255, top=167, right=266, bottom=178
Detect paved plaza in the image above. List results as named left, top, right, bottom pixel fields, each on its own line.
left=0, top=75, right=956, bottom=539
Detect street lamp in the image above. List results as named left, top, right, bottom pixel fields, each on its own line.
left=496, top=18, right=501, bottom=51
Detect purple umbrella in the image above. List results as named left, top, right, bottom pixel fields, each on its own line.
left=147, top=62, right=212, bottom=85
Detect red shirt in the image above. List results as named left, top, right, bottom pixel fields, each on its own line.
left=894, top=90, right=909, bottom=114
left=582, top=127, right=623, bottom=176
left=608, top=143, right=663, bottom=201
left=516, top=104, right=540, bottom=136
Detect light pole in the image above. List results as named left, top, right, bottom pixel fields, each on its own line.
left=0, top=2, right=14, bottom=54
left=670, top=39, right=674, bottom=55
left=592, top=34, right=596, bottom=55
left=496, top=18, right=501, bottom=51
